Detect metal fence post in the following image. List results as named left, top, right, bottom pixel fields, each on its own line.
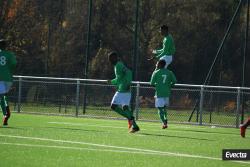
left=199, top=86, right=204, bottom=125
left=135, top=82, right=140, bottom=120
left=236, top=87, right=241, bottom=128
left=17, top=77, right=22, bottom=113
left=76, top=80, right=80, bottom=117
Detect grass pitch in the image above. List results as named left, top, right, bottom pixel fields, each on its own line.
left=0, top=113, right=249, bottom=167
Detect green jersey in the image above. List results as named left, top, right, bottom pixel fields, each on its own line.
left=150, top=68, right=176, bottom=97
left=0, top=50, right=17, bottom=82
left=155, top=34, right=175, bottom=59
left=111, top=61, right=132, bottom=92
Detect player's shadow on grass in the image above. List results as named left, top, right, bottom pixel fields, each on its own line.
left=0, top=126, right=14, bottom=129
left=1, top=126, right=106, bottom=134
left=169, top=129, right=238, bottom=136
left=140, top=132, right=214, bottom=141
left=43, top=126, right=105, bottom=133
left=0, top=126, right=26, bottom=130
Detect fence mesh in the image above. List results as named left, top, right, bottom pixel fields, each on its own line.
left=9, top=76, right=250, bottom=128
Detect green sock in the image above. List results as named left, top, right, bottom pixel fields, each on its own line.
left=1, top=96, right=7, bottom=116
left=158, top=107, right=167, bottom=124
left=123, top=107, right=138, bottom=128
left=122, top=107, right=133, bottom=119
left=113, top=106, right=129, bottom=119
left=164, top=107, right=168, bottom=123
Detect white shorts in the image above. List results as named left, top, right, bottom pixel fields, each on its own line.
left=160, top=55, right=172, bottom=68
left=111, top=92, right=131, bottom=106
left=0, top=81, right=12, bottom=94
left=155, top=97, right=169, bottom=108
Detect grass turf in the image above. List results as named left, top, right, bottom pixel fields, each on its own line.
left=0, top=113, right=249, bottom=167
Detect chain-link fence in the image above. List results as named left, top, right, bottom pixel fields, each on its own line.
left=8, top=75, right=250, bottom=128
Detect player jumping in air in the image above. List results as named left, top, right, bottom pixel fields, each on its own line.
left=151, top=25, right=175, bottom=69
left=0, top=39, right=17, bottom=126
left=240, top=117, right=250, bottom=138
left=108, top=51, right=140, bottom=133
left=150, top=60, right=176, bottom=129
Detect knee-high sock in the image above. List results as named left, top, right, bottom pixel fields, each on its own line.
left=1, top=95, right=8, bottom=116
left=242, top=117, right=250, bottom=128
left=123, top=107, right=138, bottom=128
left=113, top=106, right=130, bottom=119
left=164, top=107, right=168, bottom=123
left=158, top=107, right=167, bottom=124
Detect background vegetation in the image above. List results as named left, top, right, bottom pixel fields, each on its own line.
left=0, top=0, right=249, bottom=86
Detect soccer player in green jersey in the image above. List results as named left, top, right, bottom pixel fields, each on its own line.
left=152, top=25, right=175, bottom=69
left=0, top=39, right=17, bottom=126
left=108, top=51, right=140, bottom=133
left=150, top=60, right=176, bottom=129
left=240, top=117, right=250, bottom=138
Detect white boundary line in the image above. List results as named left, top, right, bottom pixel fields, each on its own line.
left=47, top=121, right=186, bottom=133
left=47, top=122, right=235, bottom=135
left=0, top=142, right=174, bottom=156
left=0, top=134, right=249, bottom=164
left=47, top=122, right=194, bottom=134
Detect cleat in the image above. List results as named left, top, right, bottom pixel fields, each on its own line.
left=128, top=119, right=133, bottom=129
left=162, top=124, right=168, bottom=129
left=3, top=116, right=8, bottom=126
left=240, top=125, right=246, bottom=138
left=3, top=106, right=11, bottom=126
left=129, top=126, right=140, bottom=133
